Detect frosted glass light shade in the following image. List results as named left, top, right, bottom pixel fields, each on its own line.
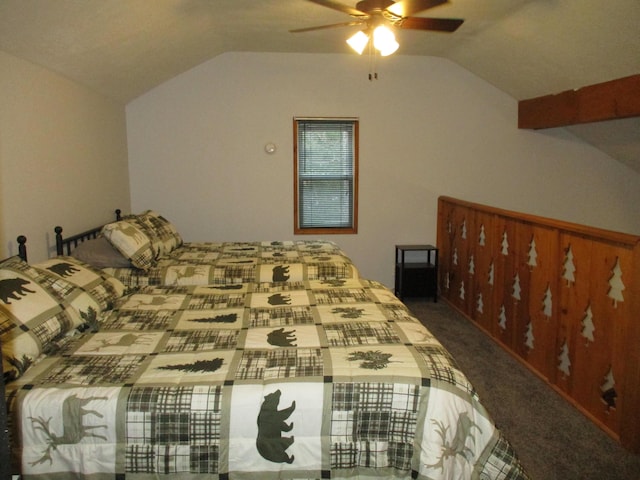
left=373, top=25, right=398, bottom=56
left=347, top=30, right=369, bottom=55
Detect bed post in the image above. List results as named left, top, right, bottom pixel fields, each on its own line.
left=54, top=226, right=64, bottom=256
left=116, top=209, right=122, bottom=221
left=17, top=235, right=27, bottom=263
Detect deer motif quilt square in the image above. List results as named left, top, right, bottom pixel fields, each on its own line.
left=20, top=387, right=119, bottom=475
left=162, top=265, right=213, bottom=286
left=74, top=331, right=165, bottom=355
left=419, top=391, right=494, bottom=479
left=118, top=293, right=187, bottom=311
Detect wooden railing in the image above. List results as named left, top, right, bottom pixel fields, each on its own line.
left=437, top=196, right=640, bottom=452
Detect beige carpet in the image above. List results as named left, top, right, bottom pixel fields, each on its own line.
left=404, top=298, right=640, bottom=480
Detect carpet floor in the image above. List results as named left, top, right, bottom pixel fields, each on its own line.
left=404, top=298, right=640, bottom=480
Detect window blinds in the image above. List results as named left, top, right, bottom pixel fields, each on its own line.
left=296, top=119, right=355, bottom=229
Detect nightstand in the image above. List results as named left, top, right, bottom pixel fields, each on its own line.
left=395, top=244, right=438, bottom=302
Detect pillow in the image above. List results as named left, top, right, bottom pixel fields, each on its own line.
left=137, top=210, right=183, bottom=255
left=33, top=256, right=126, bottom=313
left=0, top=256, right=96, bottom=381
left=102, top=218, right=159, bottom=271
left=70, top=236, right=132, bottom=268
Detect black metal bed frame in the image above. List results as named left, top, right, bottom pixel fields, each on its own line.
left=55, top=209, right=121, bottom=256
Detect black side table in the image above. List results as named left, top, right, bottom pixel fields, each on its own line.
left=395, top=244, right=438, bottom=302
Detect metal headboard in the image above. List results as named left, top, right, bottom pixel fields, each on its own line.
left=55, top=209, right=121, bottom=256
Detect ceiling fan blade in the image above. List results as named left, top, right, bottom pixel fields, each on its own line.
left=305, top=0, right=368, bottom=17
left=289, top=21, right=364, bottom=33
left=386, top=0, right=448, bottom=17
left=397, top=16, right=463, bottom=32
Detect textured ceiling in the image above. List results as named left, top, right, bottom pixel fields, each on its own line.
left=1, top=0, right=639, bottom=171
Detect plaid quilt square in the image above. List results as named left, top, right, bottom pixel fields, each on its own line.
left=330, top=383, right=419, bottom=470
left=235, top=348, right=324, bottom=380
left=324, top=322, right=401, bottom=347
left=125, top=386, right=223, bottom=474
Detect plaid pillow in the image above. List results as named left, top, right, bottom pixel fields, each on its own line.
left=33, top=256, right=125, bottom=312
left=137, top=210, right=183, bottom=255
left=102, top=218, right=159, bottom=271
left=0, top=257, right=99, bottom=380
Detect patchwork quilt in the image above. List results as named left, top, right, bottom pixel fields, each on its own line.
left=103, top=240, right=360, bottom=289
left=6, top=279, right=528, bottom=479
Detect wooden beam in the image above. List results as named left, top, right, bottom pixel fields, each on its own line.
left=518, top=74, right=640, bottom=129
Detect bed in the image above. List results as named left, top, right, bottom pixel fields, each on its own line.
left=55, top=210, right=360, bottom=289
left=1, top=230, right=529, bottom=479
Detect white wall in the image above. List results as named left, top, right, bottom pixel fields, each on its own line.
left=126, top=52, right=640, bottom=288
left=0, top=50, right=131, bottom=262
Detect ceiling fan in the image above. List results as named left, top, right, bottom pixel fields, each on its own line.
left=290, top=0, right=464, bottom=56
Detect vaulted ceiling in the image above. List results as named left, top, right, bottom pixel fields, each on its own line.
left=1, top=0, right=639, bottom=172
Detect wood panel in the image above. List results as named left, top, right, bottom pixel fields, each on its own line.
left=436, top=196, right=640, bottom=452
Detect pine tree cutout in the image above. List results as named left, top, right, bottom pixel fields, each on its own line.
left=527, top=237, right=538, bottom=268
left=512, top=273, right=521, bottom=301
left=468, top=255, right=475, bottom=275
left=524, top=322, right=534, bottom=350
left=558, top=341, right=571, bottom=377
left=453, top=247, right=458, bottom=265
left=190, top=313, right=238, bottom=324
left=479, top=224, right=486, bottom=246
left=488, top=261, right=495, bottom=286
left=498, top=304, right=507, bottom=330
left=581, top=305, right=595, bottom=345
left=159, top=358, right=224, bottom=373
left=607, top=257, right=625, bottom=308
left=459, top=280, right=465, bottom=300
left=600, top=367, right=617, bottom=412
left=562, top=245, right=576, bottom=286
left=542, top=284, right=553, bottom=318
left=444, top=272, right=450, bottom=291
left=447, top=220, right=452, bottom=235
left=476, top=293, right=484, bottom=314
left=501, top=231, right=509, bottom=256
left=461, top=219, right=467, bottom=239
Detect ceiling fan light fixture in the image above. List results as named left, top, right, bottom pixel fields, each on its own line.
left=347, top=30, right=369, bottom=55
left=373, top=25, right=398, bottom=56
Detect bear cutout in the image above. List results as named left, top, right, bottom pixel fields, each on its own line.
left=256, top=389, right=295, bottom=464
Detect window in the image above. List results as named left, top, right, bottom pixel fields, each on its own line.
left=294, top=117, right=359, bottom=234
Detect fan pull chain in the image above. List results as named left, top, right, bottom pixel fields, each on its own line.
left=368, top=42, right=379, bottom=81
